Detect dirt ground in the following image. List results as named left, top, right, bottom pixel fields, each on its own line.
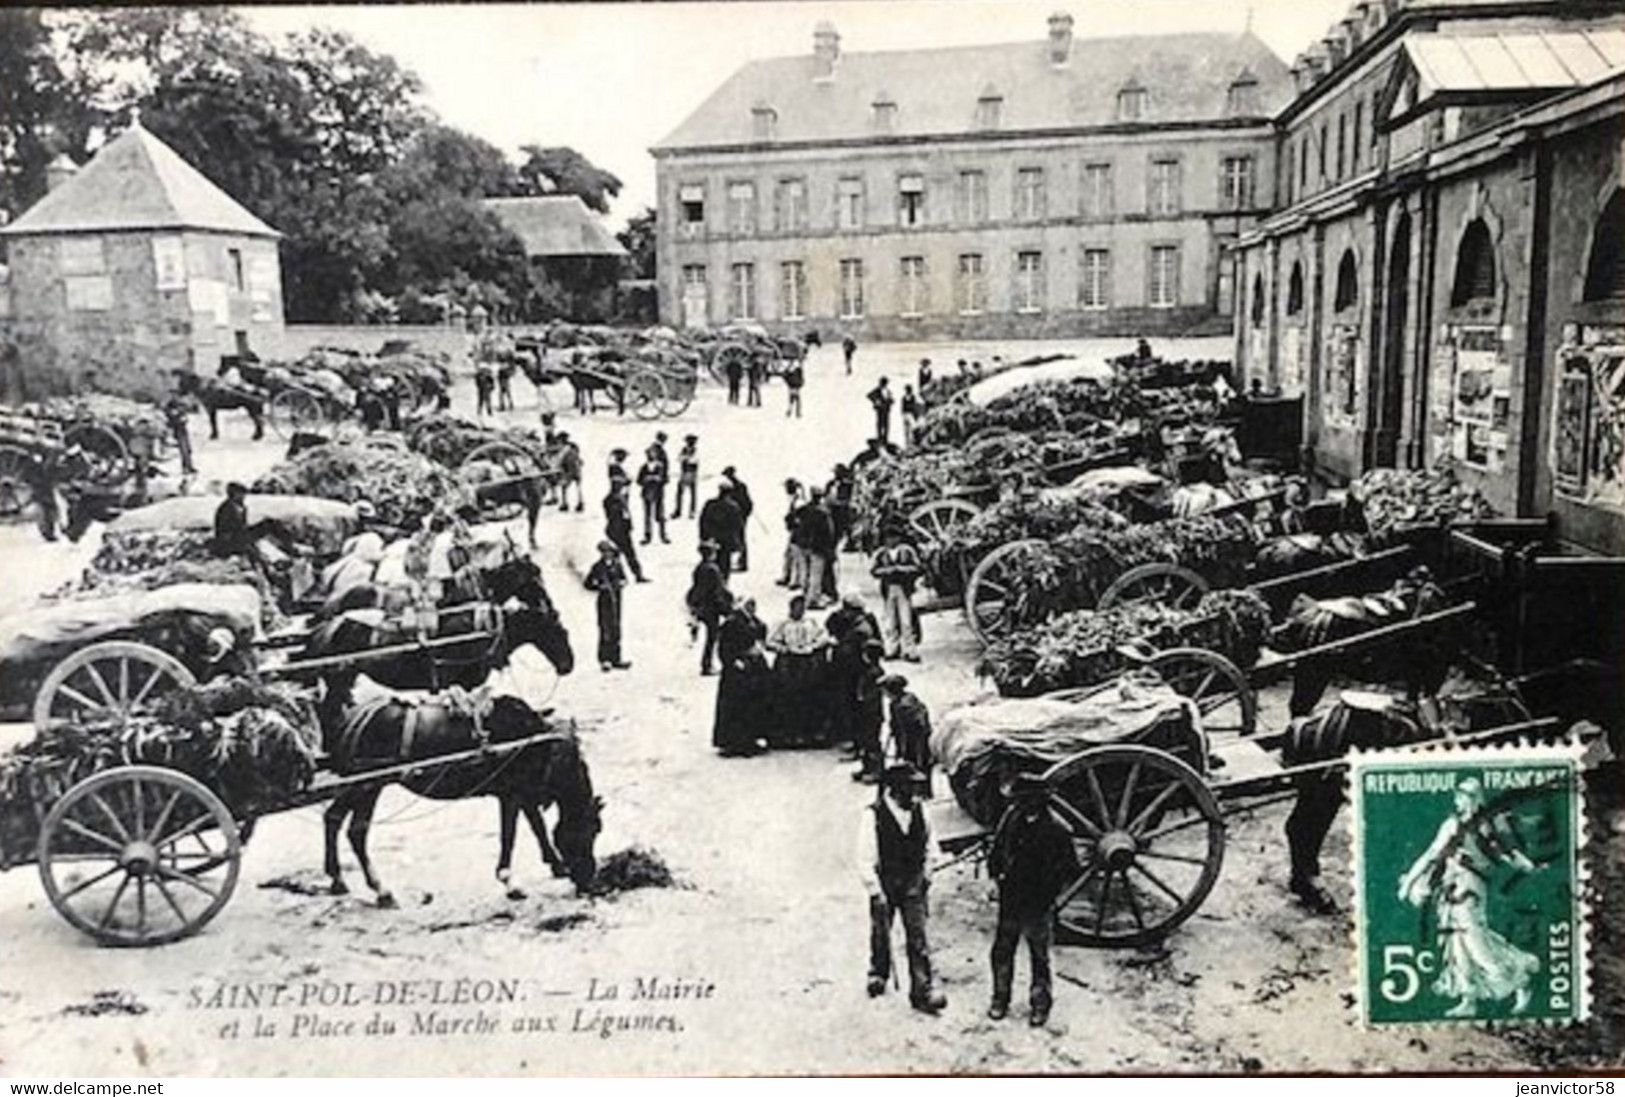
left=0, top=336, right=1619, bottom=1077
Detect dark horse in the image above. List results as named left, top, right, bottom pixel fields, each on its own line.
left=317, top=551, right=552, bottom=621
left=319, top=693, right=602, bottom=905
left=177, top=369, right=266, bottom=440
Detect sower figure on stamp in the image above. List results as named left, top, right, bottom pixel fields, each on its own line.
left=857, top=762, right=946, bottom=1015
left=988, top=773, right=1079, bottom=1027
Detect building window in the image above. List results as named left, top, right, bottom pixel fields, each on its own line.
left=681, top=264, right=708, bottom=321
left=774, top=178, right=808, bottom=233
left=228, top=248, right=245, bottom=292
left=898, top=174, right=925, bottom=227
left=1299, top=136, right=1309, bottom=194
left=1117, top=81, right=1148, bottom=121
left=1582, top=188, right=1624, bottom=303
left=1149, top=158, right=1182, bottom=217
left=976, top=87, right=1003, bottom=130
left=956, top=170, right=988, bottom=225
left=679, top=184, right=705, bottom=234
left=1080, top=249, right=1111, bottom=310
left=1451, top=220, right=1497, bottom=306
left=1287, top=262, right=1305, bottom=315
left=1226, top=72, right=1260, bottom=116
left=751, top=103, right=777, bottom=141
left=1318, top=123, right=1328, bottom=181
left=727, top=181, right=757, bottom=236
left=1336, top=115, right=1347, bottom=180
left=729, top=262, right=757, bottom=321
left=1081, top=162, right=1113, bottom=219
left=1015, top=251, right=1044, bottom=312
left=1334, top=249, right=1358, bottom=312
left=1352, top=101, right=1364, bottom=171
left=780, top=261, right=807, bottom=320
left=1285, top=146, right=1296, bottom=204
left=1015, top=168, right=1046, bottom=221
left=1220, top=156, right=1255, bottom=211
left=1149, top=245, right=1180, bottom=309
left=839, top=258, right=865, bottom=319
left=872, top=95, right=897, bottom=132
left=957, top=253, right=986, bottom=314
left=837, top=178, right=865, bottom=231
left=899, top=256, right=927, bottom=316
left=1250, top=273, right=1266, bottom=326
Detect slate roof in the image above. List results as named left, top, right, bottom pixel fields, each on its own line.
left=1, top=122, right=279, bottom=238
left=482, top=196, right=627, bottom=258
left=1406, top=26, right=1625, bottom=95
left=653, top=29, right=1291, bottom=151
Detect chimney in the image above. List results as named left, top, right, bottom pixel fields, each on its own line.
left=1047, top=12, right=1074, bottom=65
left=1323, top=31, right=1347, bottom=67
left=45, top=154, right=78, bottom=192
left=813, top=21, right=841, bottom=80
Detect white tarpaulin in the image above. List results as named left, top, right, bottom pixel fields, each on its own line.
left=111, top=494, right=359, bottom=552
left=965, top=356, right=1113, bottom=407
left=0, top=583, right=263, bottom=667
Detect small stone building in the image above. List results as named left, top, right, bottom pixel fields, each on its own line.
left=0, top=121, right=284, bottom=402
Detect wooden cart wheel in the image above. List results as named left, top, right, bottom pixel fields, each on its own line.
left=268, top=388, right=326, bottom=439
left=39, top=766, right=240, bottom=946
left=1146, top=647, right=1258, bottom=738
left=63, top=423, right=132, bottom=489
left=708, top=343, right=749, bottom=385
left=963, top=538, right=1044, bottom=644
left=391, top=375, right=421, bottom=416
left=907, top=499, right=982, bottom=548
left=1099, top=563, right=1210, bottom=611
left=0, top=443, right=36, bottom=517
left=656, top=374, right=694, bottom=418
left=1038, top=744, right=1225, bottom=948
left=34, top=641, right=197, bottom=732
left=626, top=370, right=667, bottom=421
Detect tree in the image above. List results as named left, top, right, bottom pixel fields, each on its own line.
left=0, top=9, right=104, bottom=219
left=514, top=145, right=622, bottom=213
left=616, top=207, right=657, bottom=280
left=381, top=123, right=515, bottom=203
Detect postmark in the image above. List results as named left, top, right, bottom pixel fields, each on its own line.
left=1350, top=742, right=1589, bottom=1027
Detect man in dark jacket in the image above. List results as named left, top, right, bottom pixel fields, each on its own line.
left=698, top=485, right=744, bottom=580
left=827, top=594, right=880, bottom=758
left=212, top=481, right=254, bottom=558
left=636, top=446, right=669, bottom=545
left=882, top=675, right=934, bottom=795
left=686, top=541, right=730, bottom=676
left=603, top=481, right=647, bottom=582
left=798, top=488, right=836, bottom=608
left=585, top=540, right=631, bottom=671
left=988, top=772, right=1080, bottom=1027
left=867, top=377, right=894, bottom=445
left=720, top=466, right=753, bottom=572
left=857, top=762, right=945, bottom=1014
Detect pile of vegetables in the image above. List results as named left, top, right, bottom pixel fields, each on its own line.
left=1350, top=467, right=1496, bottom=543
left=32, top=394, right=166, bottom=437
left=47, top=551, right=282, bottom=630
left=254, top=441, right=472, bottom=529
left=405, top=416, right=553, bottom=470
left=0, top=677, right=319, bottom=866
left=978, top=589, right=1271, bottom=697
left=913, top=378, right=1129, bottom=448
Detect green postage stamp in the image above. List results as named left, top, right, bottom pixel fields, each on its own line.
left=1350, top=743, right=1590, bottom=1027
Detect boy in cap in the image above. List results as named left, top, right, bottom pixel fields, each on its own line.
left=637, top=445, right=670, bottom=545
left=603, top=480, right=647, bottom=583
left=881, top=675, right=934, bottom=796
left=673, top=435, right=699, bottom=518
left=856, top=762, right=946, bottom=1014
left=686, top=540, right=729, bottom=675
left=987, top=772, right=1080, bottom=1027
left=585, top=540, right=632, bottom=671
left=871, top=522, right=924, bottom=662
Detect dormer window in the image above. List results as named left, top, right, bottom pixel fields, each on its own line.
left=1117, top=80, right=1148, bottom=122
left=872, top=93, right=897, bottom=133
left=976, top=85, right=1003, bottom=130
left=1226, top=70, right=1260, bottom=116
left=751, top=102, right=778, bottom=141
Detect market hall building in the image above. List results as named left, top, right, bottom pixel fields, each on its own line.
left=651, top=15, right=1293, bottom=339
left=1231, top=0, right=1624, bottom=556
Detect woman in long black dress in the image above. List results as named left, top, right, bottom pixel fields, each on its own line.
left=713, top=597, right=771, bottom=757
left=766, top=594, right=831, bottom=748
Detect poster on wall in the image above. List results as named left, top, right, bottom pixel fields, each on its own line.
left=1552, top=345, right=1625, bottom=512
left=1442, top=324, right=1512, bottom=470
left=151, top=236, right=187, bottom=291
left=188, top=278, right=229, bottom=327
left=248, top=256, right=275, bottom=303
left=1323, top=324, right=1359, bottom=427
left=1280, top=325, right=1303, bottom=397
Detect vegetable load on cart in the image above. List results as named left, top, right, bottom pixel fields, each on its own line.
left=253, top=441, right=472, bottom=531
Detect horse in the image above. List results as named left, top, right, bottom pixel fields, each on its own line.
left=317, top=540, right=551, bottom=620
left=177, top=371, right=266, bottom=440
left=564, top=349, right=630, bottom=415
left=318, top=693, right=602, bottom=905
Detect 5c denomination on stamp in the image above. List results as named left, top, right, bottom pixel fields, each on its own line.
left=1351, top=743, right=1589, bottom=1027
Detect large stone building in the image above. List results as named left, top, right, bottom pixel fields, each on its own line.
left=1232, top=0, right=1624, bottom=553
left=651, top=15, right=1292, bottom=338
left=0, top=121, right=284, bottom=402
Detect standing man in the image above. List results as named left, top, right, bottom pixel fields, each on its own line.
left=857, top=763, right=947, bottom=1015
left=474, top=358, right=496, bottom=417
left=842, top=334, right=858, bottom=375
left=872, top=523, right=924, bottom=661
left=162, top=375, right=199, bottom=476
left=607, top=447, right=630, bottom=493
left=556, top=431, right=584, bottom=512
left=881, top=675, right=934, bottom=796
left=852, top=638, right=887, bottom=784
left=867, top=377, right=895, bottom=446
left=917, top=358, right=934, bottom=391
left=746, top=355, right=764, bottom=408
left=603, top=480, right=648, bottom=583
left=828, top=464, right=857, bottom=555
left=725, top=353, right=744, bottom=405
left=900, top=385, right=923, bottom=447
left=585, top=541, right=632, bottom=671
left=637, top=446, right=669, bottom=545
left=686, top=541, right=730, bottom=676
left=721, top=466, right=753, bottom=572
left=784, top=358, right=805, bottom=418
left=673, top=434, right=700, bottom=519
left=698, top=484, right=744, bottom=580
left=798, top=487, right=836, bottom=608
left=778, top=479, right=807, bottom=589
left=496, top=354, right=517, bottom=412
left=987, top=773, right=1079, bottom=1027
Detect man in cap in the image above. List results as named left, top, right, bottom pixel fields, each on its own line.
left=851, top=636, right=887, bottom=783
left=720, top=466, right=753, bottom=572
left=698, top=483, right=744, bottom=580
left=779, top=479, right=807, bottom=589
left=555, top=431, right=583, bottom=512
left=881, top=675, right=934, bottom=795
left=603, top=480, right=647, bottom=583
left=636, top=445, right=670, bottom=545
left=987, top=772, right=1079, bottom=1027
left=826, top=592, right=881, bottom=757
left=673, top=434, right=700, bottom=518
left=867, top=376, right=895, bottom=446
left=871, top=523, right=924, bottom=662
left=607, top=448, right=630, bottom=493
left=212, top=482, right=254, bottom=559
left=685, top=541, right=729, bottom=676
left=856, top=762, right=946, bottom=1014
left=585, top=541, right=631, bottom=671
left=797, top=487, right=836, bottom=607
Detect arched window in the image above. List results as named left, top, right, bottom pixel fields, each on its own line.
left=1286, top=262, right=1304, bottom=316
left=1450, top=219, right=1496, bottom=306
left=1250, top=273, right=1265, bottom=326
left=1334, top=249, right=1358, bottom=311
left=1583, top=187, right=1624, bottom=303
